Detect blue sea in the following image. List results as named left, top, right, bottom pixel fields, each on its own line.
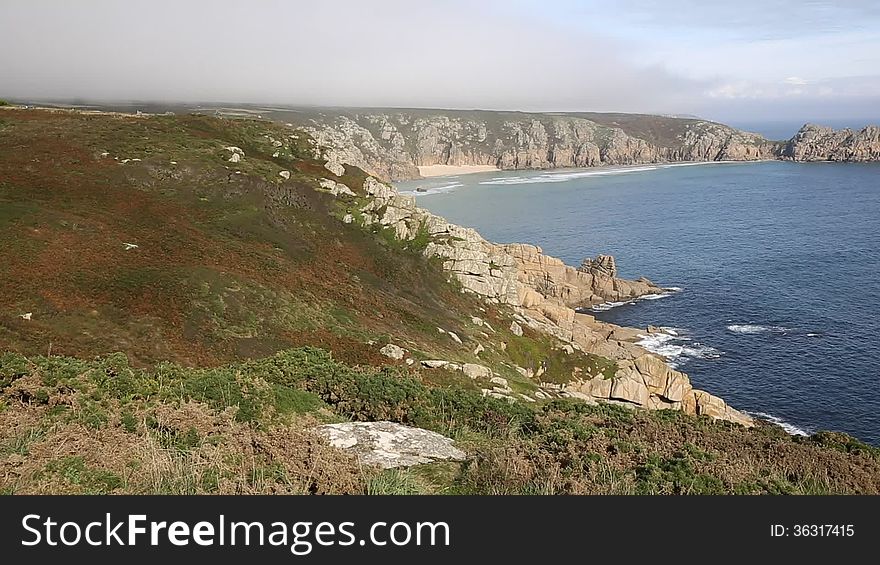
left=397, top=161, right=880, bottom=444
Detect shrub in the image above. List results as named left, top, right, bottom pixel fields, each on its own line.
left=176, top=366, right=268, bottom=423
left=635, top=455, right=725, bottom=495
left=0, top=352, right=30, bottom=388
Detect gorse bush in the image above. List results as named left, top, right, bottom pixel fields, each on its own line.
left=5, top=347, right=880, bottom=495
left=0, top=347, right=536, bottom=435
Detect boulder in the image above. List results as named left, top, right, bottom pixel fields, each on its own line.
left=462, top=363, right=492, bottom=379
left=316, top=422, right=466, bottom=469
left=589, top=376, right=613, bottom=399
left=324, top=159, right=345, bottom=176
left=319, top=178, right=355, bottom=196
left=279, top=170, right=290, bottom=180
left=694, top=390, right=727, bottom=419
left=421, top=360, right=450, bottom=368
left=579, top=254, right=617, bottom=277
left=662, top=370, right=690, bottom=402
left=379, top=343, right=406, bottom=360
left=510, top=321, right=523, bottom=336
left=489, top=376, right=509, bottom=389
left=610, top=376, right=649, bottom=406
left=633, top=354, right=670, bottom=394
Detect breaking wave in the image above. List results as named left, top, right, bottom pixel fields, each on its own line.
left=636, top=329, right=722, bottom=369
left=746, top=411, right=811, bottom=436
left=590, top=286, right=680, bottom=312
left=477, top=162, right=732, bottom=186
left=400, top=181, right=463, bottom=196
left=591, top=301, right=629, bottom=312
left=726, top=324, right=789, bottom=334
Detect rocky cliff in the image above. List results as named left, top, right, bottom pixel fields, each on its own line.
left=781, top=123, right=880, bottom=162
left=324, top=156, right=752, bottom=425
left=301, top=109, right=782, bottom=181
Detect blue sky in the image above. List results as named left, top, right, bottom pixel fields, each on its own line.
left=2, top=0, right=877, bottom=125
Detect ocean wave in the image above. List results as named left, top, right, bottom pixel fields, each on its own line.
left=478, top=166, right=660, bottom=186
left=590, top=287, right=680, bottom=312
left=591, top=300, right=630, bottom=312
left=726, top=324, right=789, bottom=334
left=639, top=293, right=672, bottom=300
left=476, top=161, right=734, bottom=186
left=399, top=181, right=463, bottom=196
left=636, top=330, right=722, bottom=368
left=747, top=411, right=811, bottom=436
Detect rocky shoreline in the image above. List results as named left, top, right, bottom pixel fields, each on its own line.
left=336, top=159, right=753, bottom=426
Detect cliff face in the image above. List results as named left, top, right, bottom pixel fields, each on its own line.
left=781, top=123, right=880, bottom=162
left=304, top=110, right=782, bottom=181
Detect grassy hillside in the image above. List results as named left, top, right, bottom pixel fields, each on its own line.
left=2, top=106, right=879, bottom=495
left=3, top=348, right=879, bottom=494
left=0, top=108, right=487, bottom=367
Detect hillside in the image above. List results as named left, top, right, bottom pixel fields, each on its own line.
left=2, top=106, right=880, bottom=495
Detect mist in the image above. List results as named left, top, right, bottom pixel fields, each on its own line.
left=2, top=0, right=878, bottom=124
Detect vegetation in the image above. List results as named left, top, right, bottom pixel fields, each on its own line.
left=1, top=108, right=877, bottom=496
left=3, top=348, right=880, bottom=495
left=0, top=108, right=477, bottom=367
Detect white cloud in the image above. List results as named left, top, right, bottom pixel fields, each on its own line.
left=784, top=76, right=809, bottom=86
left=0, top=0, right=877, bottom=122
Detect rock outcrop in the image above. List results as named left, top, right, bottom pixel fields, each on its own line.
left=781, top=123, right=880, bottom=162
left=302, top=110, right=781, bottom=181
left=316, top=422, right=466, bottom=469
left=346, top=174, right=752, bottom=427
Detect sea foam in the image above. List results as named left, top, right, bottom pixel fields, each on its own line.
left=590, top=286, right=680, bottom=312
left=746, top=412, right=811, bottom=436
left=726, top=324, right=789, bottom=334
left=400, top=181, right=463, bottom=196
left=477, top=161, right=733, bottom=186
left=636, top=329, right=722, bottom=368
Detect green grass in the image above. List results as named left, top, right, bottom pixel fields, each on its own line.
left=505, top=333, right=618, bottom=384
left=0, top=428, right=45, bottom=456
left=40, top=456, right=124, bottom=494
left=366, top=469, right=428, bottom=495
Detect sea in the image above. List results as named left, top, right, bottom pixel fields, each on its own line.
left=397, top=160, right=880, bottom=444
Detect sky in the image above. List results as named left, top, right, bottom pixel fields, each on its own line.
left=2, top=0, right=878, bottom=125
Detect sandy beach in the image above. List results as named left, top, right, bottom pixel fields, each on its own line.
left=417, top=164, right=500, bottom=177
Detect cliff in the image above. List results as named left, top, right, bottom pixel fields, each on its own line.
left=781, top=123, right=880, bottom=162
left=300, top=109, right=782, bottom=181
